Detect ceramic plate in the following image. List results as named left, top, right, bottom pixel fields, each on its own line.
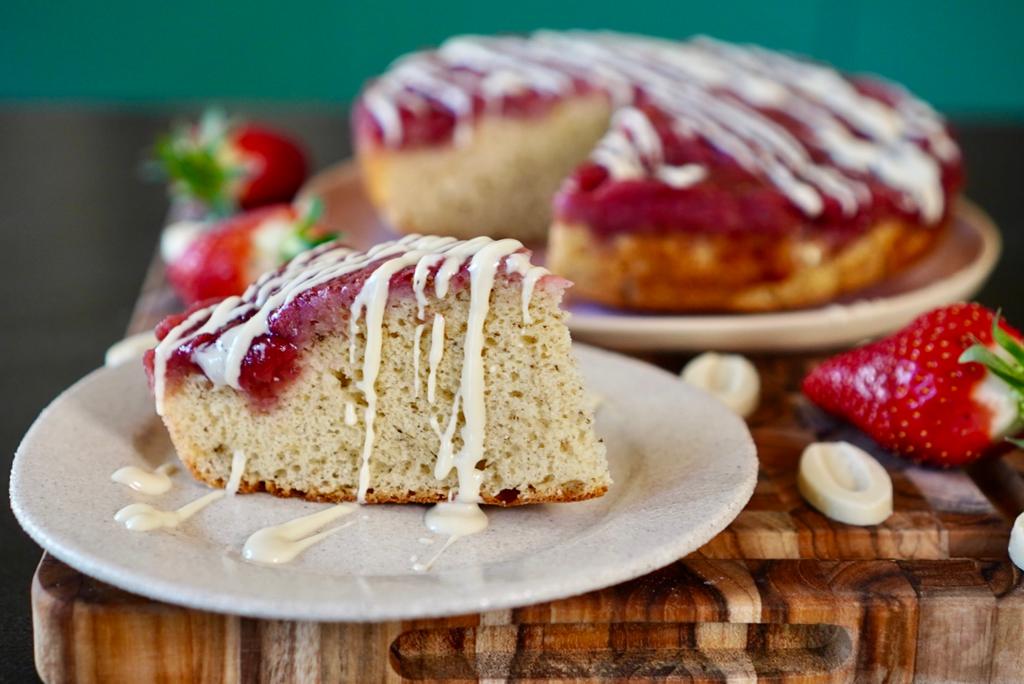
left=303, top=162, right=1000, bottom=352
left=11, top=344, right=756, bottom=622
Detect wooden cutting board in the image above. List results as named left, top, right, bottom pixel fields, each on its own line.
left=32, top=220, right=1024, bottom=684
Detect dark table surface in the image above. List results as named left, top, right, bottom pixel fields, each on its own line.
left=1, top=107, right=1022, bottom=682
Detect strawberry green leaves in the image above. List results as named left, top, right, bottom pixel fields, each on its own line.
left=152, top=110, right=246, bottom=217
left=959, top=311, right=1024, bottom=448
left=278, top=197, right=341, bottom=262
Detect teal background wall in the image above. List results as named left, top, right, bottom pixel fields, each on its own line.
left=2, top=1, right=1022, bottom=117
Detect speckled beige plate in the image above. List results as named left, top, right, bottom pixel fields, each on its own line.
left=11, top=344, right=757, bottom=622
left=303, top=162, right=1000, bottom=352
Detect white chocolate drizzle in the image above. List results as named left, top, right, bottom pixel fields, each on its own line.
left=412, top=323, right=425, bottom=397
left=427, top=314, right=445, bottom=403
left=413, top=502, right=490, bottom=572
left=115, top=491, right=224, bottom=532
left=114, top=441, right=248, bottom=531
left=153, top=235, right=549, bottom=508
left=361, top=32, right=958, bottom=224
left=226, top=450, right=247, bottom=496
left=242, top=504, right=357, bottom=564
left=505, top=253, right=549, bottom=325
left=110, top=463, right=176, bottom=495
left=681, top=352, right=761, bottom=418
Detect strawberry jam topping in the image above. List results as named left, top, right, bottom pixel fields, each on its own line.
left=147, top=237, right=549, bottom=410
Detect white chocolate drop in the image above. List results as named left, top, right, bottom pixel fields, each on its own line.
left=1010, top=514, right=1024, bottom=571
left=110, top=463, right=176, bottom=495
left=797, top=441, right=893, bottom=526
left=115, top=491, right=224, bottom=532
left=242, top=504, right=357, bottom=565
left=413, top=502, right=490, bottom=572
left=105, top=332, right=158, bottom=368
left=424, top=501, right=489, bottom=536
left=681, top=352, right=760, bottom=418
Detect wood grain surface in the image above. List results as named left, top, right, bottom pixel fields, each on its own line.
left=31, top=191, right=1024, bottom=682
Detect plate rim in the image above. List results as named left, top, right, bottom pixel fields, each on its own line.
left=11, top=343, right=758, bottom=622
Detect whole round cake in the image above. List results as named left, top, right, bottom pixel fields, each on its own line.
left=353, top=32, right=963, bottom=312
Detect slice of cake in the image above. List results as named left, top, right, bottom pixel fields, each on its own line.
left=145, top=234, right=609, bottom=505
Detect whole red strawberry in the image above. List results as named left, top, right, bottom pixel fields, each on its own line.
left=153, top=110, right=308, bottom=214
left=166, top=199, right=339, bottom=305
left=803, top=303, right=1024, bottom=467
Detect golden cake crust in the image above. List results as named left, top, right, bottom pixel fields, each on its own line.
left=180, top=459, right=608, bottom=507
left=547, top=219, right=940, bottom=312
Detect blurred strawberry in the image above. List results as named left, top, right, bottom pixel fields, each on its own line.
left=803, top=303, right=1024, bottom=467
left=153, top=110, right=308, bottom=214
left=166, top=199, right=338, bottom=304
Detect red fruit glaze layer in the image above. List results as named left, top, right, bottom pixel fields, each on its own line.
left=353, top=78, right=598, bottom=151
left=554, top=94, right=963, bottom=240
left=147, top=246, right=560, bottom=409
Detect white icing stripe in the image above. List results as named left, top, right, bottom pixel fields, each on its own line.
left=361, top=31, right=956, bottom=224
left=427, top=314, right=445, bottom=404
left=226, top=450, right=247, bottom=496
left=351, top=250, right=429, bottom=503
left=505, top=253, right=549, bottom=324
left=412, top=323, right=425, bottom=398
left=451, top=239, right=523, bottom=503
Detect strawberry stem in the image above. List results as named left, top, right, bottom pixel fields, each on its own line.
left=151, top=109, right=245, bottom=217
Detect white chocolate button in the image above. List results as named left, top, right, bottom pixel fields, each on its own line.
left=160, top=219, right=206, bottom=264
left=797, top=441, right=893, bottom=526
left=105, top=331, right=158, bottom=367
left=680, top=352, right=760, bottom=418
left=1010, top=513, right=1024, bottom=571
